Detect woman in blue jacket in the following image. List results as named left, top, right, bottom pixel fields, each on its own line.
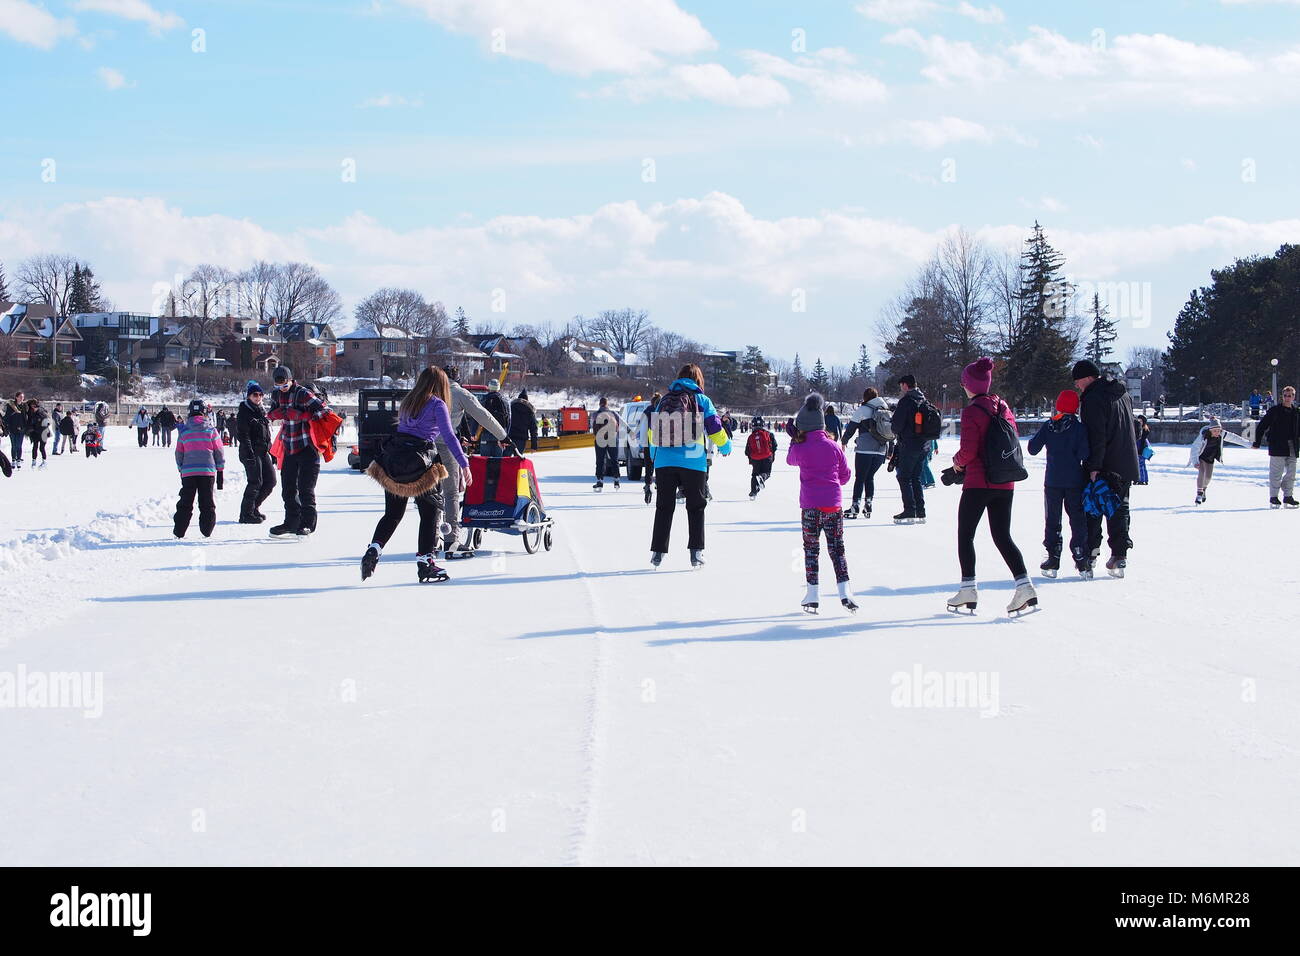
left=648, top=364, right=732, bottom=568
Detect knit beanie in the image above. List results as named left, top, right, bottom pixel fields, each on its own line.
left=961, top=356, right=994, bottom=395
left=1071, top=359, right=1101, bottom=381
left=1054, top=389, right=1080, bottom=416
left=795, top=393, right=826, bottom=433
left=246, top=380, right=263, bottom=397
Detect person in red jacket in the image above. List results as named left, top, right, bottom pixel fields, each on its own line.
left=947, top=357, right=1036, bottom=615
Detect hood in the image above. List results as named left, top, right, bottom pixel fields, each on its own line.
left=1087, top=377, right=1127, bottom=401
left=1048, top=413, right=1079, bottom=430
left=670, top=378, right=702, bottom=394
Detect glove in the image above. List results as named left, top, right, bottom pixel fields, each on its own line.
left=940, top=466, right=965, bottom=486
left=216, top=470, right=224, bottom=490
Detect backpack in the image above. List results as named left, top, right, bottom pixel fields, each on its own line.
left=914, top=397, right=942, bottom=439
left=652, top=388, right=703, bottom=448
left=972, top=398, right=1028, bottom=484
left=745, top=428, right=772, bottom=460
left=865, top=403, right=895, bottom=443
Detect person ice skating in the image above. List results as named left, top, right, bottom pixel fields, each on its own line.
left=266, top=364, right=330, bottom=536
left=235, top=381, right=277, bottom=524
left=1135, top=415, right=1152, bottom=485
left=840, top=387, right=892, bottom=519
left=920, top=438, right=939, bottom=489
left=3, top=391, right=26, bottom=468
left=540, top=416, right=552, bottom=439
left=58, top=408, right=76, bottom=453
left=478, top=379, right=511, bottom=457
left=438, top=366, right=507, bottom=558
left=1249, top=388, right=1263, bottom=420
left=744, top=417, right=778, bottom=499
left=592, top=397, right=622, bottom=491
left=508, top=390, right=539, bottom=454
left=1074, top=359, right=1140, bottom=579
left=638, top=392, right=661, bottom=504
left=1027, top=389, right=1091, bottom=578
left=649, top=364, right=732, bottom=567
left=93, top=401, right=110, bottom=447
left=1254, top=384, right=1300, bottom=508
left=133, top=406, right=151, bottom=447
left=890, top=374, right=938, bottom=524
left=1189, top=418, right=1225, bottom=505
left=173, top=398, right=225, bottom=539
left=83, top=421, right=103, bottom=457
left=947, top=357, right=1036, bottom=615
left=25, top=400, right=50, bottom=466
left=156, top=405, right=176, bottom=447
left=824, top=404, right=842, bottom=442
left=786, top=394, right=856, bottom=613
left=50, top=403, right=65, bottom=455
left=360, top=366, right=470, bottom=584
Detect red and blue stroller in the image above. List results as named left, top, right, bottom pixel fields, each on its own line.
left=461, top=452, right=554, bottom=554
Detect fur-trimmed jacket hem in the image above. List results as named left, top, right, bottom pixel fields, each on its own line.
left=366, top=460, right=448, bottom=497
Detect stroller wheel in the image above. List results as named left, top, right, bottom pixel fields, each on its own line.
left=470, top=528, right=483, bottom=550
left=522, top=503, right=542, bottom=554
left=543, top=527, right=553, bottom=551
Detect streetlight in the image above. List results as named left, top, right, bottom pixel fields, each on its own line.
left=1271, top=357, right=1279, bottom=406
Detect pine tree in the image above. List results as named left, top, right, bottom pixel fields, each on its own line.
left=1085, top=293, right=1117, bottom=367
left=1003, top=222, right=1077, bottom=408
left=454, top=307, right=470, bottom=337
left=67, top=264, right=93, bottom=315
left=789, top=353, right=806, bottom=394
left=81, top=265, right=106, bottom=310
left=740, top=345, right=770, bottom=402
left=808, top=358, right=830, bottom=394
left=0, top=260, right=9, bottom=302
left=854, top=343, right=871, bottom=377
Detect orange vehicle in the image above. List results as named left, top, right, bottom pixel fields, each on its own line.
left=558, top=406, right=589, bottom=435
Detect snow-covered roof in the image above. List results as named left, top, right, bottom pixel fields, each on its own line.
left=338, top=327, right=411, bottom=340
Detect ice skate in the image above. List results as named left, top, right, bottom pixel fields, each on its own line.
left=1106, top=555, right=1127, bottom=579
left=844, top=503, right=860, bottom=520
left=801, top=583, right=818, bottom=614
left=416, top=556, right=449, bottom=583
left=894, top=511, right=916, bottom=525
left=1007, top=582, right=1039, bottom=615
left=1284, top=497, right=1299, bottom=509
left=1270, top=497, right=1282, bottom=509
left=360, top=545, right=379, bottom=581
left=1039, top=554, right=1060, bottom=578
left=650, top=551, right=664, bottom=568
left=946, top=585, right=978, bottom=614
left=689, top=549, right=706, bottom=568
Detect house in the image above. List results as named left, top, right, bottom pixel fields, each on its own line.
left=430, top=335, right=488, bottom=384
left=615, top=350, right=649, bottom=379
left=72, top=312, right=159, bottom=373
left=137, top=323, right=225, bottom=375
left=0, top=302, right=78, bottom=368
left=336, top=327, right=431, bottom=378
left=560, top=337, right=621, bottom=377
left=277, top=320, right=338, bottom=378
left=214, top=317, right=283, bottom=374
left=473, top=334, right=526, bottom=384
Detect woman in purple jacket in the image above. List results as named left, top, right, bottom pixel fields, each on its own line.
left=361, top=367, right=471, bottom=583
left=786, top=393, right=856, bottom=614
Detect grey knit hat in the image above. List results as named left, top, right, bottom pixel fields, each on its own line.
left=795, top=393, right=826, bottom=433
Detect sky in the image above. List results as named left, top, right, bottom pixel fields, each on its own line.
left=1, top=0, right=1299, bottom=368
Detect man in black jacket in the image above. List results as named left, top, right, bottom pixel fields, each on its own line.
left=479, top=380, right=511, bottom=457
left=1074, top=360, right=1140, bottom=574
left=508, top=390, right=539, bottom=452
left=2, top=391, right=25, bottom=468
left=235, top=381, right=277, bottom=523
left=1254, top=384, right=1299, bottom=507
left=889, top=375, right=929, bottom=523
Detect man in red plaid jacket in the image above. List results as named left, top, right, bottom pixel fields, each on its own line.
left=267, top=365, right=330, bottom=536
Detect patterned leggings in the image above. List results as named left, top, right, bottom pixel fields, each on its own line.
left=801, top=508, right=849, bottom=585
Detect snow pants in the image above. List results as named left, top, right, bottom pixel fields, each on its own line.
left=957, top=487, right=1027, bottom=581
left=652, top=466, right=707, bottom=552
left=1043, top=486, right=1088, bottom=560
left=801, top=508, right=849, bottom=585
left=280, top=448, right=321, bottom=532
left=240, top=450, right=277, bottom=518
left=749, top=457, right=772, bottom=496
left=1269, top=456, right=1297, bottom=498
left=175, top=475, right=216, bottom=538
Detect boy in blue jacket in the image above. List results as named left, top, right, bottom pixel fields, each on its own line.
left=1027, top=389, right=1091, bottom=577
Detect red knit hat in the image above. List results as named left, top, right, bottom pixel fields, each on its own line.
left=1055, top=389, right=1080, bottom=416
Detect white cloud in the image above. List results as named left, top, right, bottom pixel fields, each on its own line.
left=1110, top=33, right=1254, bottom=79
left=741, top=49, right=888, bottom=104
left=73, top=0, right=183, bottom=34
left=97, top=66, right=133, bottom=90
left=395, top=0, right=715, bottom=76
left=855, top=0, right=940, bottom=25
left=0, top=0, right=77, bottom=49
left=956, top=2, right=1005, bottom=24
left=359, top=92, right=425, bottom=108
left=1009, top=26, right=1102, bottom=78
left=1021, top=196, right=1068, bottom=214
left=884, top=28, right=1007, bottom=83
left=611, top=64, right=790, bottom=108
left=1274, top=47, right=1300, bottom=73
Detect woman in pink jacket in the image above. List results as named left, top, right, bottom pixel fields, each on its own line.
left=948, top=357, right=1036, bottom=615
left=787, top=393, right=857, bottom=614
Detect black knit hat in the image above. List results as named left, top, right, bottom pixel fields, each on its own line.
left=272, top=365, right=292, bottom=383
left=1071, top=359, right=1101, bottom=381
left=187, top=398, right=206, bottom=417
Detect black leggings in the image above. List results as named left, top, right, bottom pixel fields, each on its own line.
left=371, top=490, right=444, bottom=556
left=851, top=454, right=885, bottom=504
left=957, top=487, right=1026, bottom=580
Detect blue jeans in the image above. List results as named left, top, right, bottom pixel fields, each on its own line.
left=895, top=446, right=926, bottom=516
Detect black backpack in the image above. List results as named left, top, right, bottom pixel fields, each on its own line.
left=916, top=397, right=943, bottom=439
left=652, top=388, right=703, bottom=448
left=973, top=397, right=1027, bottom=484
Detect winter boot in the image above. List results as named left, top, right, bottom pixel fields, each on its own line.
left=417, top=554, right=449, bottom=583
left=361, top=545, right=380, bottom=581
left=801, top=583, right=819, bottom=614
left=269, top=523, right=295, bottom=536
left=946, top=581, right=978, bottom=614
left=1007, top=579, right=1039, bottom=614
left=1039, top=553, right=1060, bottom=578
left=238, top=512, right=260, bottom=524
left=689, top=549, right=706, bottom=568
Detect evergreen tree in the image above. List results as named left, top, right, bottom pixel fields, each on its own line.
left=1085, top=292, right=1117, bottom=367
left=740, top=345, right=770, bottom=402
left=1003, top=222, right=1077, bottom=408
left=0, top=260, right=9, bottom=302
left=67, top=264, right=93, bottom=315
left=854, top=343, right=871, bottom=377
left=81, top=266, right=106, bottom=310
left=83, top=331, right=113, bottom=375
left=454, top=307, right=470, bottom=337
left=789, top=353, right=806, bottom=394
left=808, top=358, right=830, bottom=394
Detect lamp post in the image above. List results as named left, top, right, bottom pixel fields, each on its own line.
left=1271, top=358, right=1279, bottom=406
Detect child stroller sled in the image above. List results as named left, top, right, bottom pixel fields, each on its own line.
left=461, top=451, right=555, bottom=554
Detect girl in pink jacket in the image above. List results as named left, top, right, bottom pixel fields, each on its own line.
left=786, top=394, right=857, bottom=614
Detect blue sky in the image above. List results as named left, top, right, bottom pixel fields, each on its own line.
left=2, top=0, right=1298, bottom=367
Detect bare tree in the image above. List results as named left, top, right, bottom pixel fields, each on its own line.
left=936, top=229, right=992, bottom=370
left=989, top=247, right=1026, bottom=356
left=354, top=288, right=431, bottom=336
left=578, top=308, right=653, bottom=356
left=17, top=253, right=78, bottom=313
left=1126, top=346, right=1163, bottom=371
left=178, top=264, right=235, bottom=385
left=238, top=260, right=279, bottom=325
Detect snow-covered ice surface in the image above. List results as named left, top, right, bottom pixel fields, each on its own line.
left=1, top=433, right=1297, bottom=865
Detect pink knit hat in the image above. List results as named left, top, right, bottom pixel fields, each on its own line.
left=961, top=356, right=994, bottom=395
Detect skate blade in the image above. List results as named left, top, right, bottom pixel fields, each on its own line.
left=1108, top=569, right=1125, bottom=579
left=946, top=603, right=977, bottom=614
left=1041, top=569, right=1058, bottom=578
left=841, top=602, right=859, bottom=614
left=802, top=604, right=819, bottom=614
